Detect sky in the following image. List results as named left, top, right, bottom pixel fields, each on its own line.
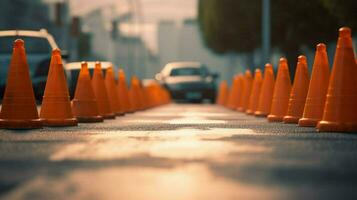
left=69, top=0, right=198, bottom=52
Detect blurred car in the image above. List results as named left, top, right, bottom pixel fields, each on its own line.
left=0, top=29, right=69, bottom=100
left=155, top=62, right=218, bottom=103
left=64, top=61, right=119, bottom=98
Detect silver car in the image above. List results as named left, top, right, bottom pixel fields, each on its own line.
left=156, top=62, right=218, bottom=103
left=0, top=29, right=69, bottom=100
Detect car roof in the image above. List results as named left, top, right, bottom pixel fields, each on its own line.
left=162, top=62, right=203, bottom=76
left=64, top=61, right=115, bottom=70
left=0, top=29, right=58, bottom=49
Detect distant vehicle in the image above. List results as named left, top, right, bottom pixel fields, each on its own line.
left=64, top=61, right=119, bottom=98
left=155, top=62, right=218, bottom=103
left=0, top=29, right=69, bottom=100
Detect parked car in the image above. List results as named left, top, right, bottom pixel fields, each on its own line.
left=155, top=62, right=218, bottom=103
left=0, top=29, right=69, bottom=100
left=64, top=61, right=119, bottom=98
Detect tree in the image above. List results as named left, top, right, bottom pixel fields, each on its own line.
left=198, top=0, right=261, bottom=54
left=198, top=0, right=354, bottom=78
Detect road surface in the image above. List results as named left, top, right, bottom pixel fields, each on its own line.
left=1, top=104, right=357, bottom=199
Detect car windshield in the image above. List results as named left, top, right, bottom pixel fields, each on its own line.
left=0, top=36, right=51, bottom=54
left=170, top=67, right=207, bottom=76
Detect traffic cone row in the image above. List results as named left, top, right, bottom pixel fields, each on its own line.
left=0, top=39, right=171, bottom=129
left=218, top=27, right=357, bottom=133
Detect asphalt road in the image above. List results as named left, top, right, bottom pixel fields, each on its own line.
left=1, top=104, right=357, bottom=200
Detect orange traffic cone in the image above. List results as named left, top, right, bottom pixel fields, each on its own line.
left=237, top=70, right=253, bottom=112
left=40, top=49, right=77, bottom=126
left=0, top=39, right=42, bottom=129
left=117, top=69, right=133, bottom=113
left=235, top=74, right=245, bottom=109
left=246, top=69, right=263, bottom=114
left=216, top=80, right=229, bottom=105
left=226, top=75, right=239, bottom=109
left=283, top=56, right=310, bottom=123
left=71, top=62, right=103, bottom=123
left=317, top=27, right=357, bottom=132
left=105, top=67, right=124, bottom=116
left=92, top=62, right=116, bottom=119
left=267, top=58, right=292, bottom=122
left=255, top=63, right=275, bottom=117
left=299, top=44, right=330, bottom=127
left=129, top=76, right=141, bottom=112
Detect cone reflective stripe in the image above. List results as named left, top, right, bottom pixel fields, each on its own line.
left=0, top=39, right=42, bottom=129
left=105, top=67, right=124, bottom=116
left=40, top=49, right=77, bottom=126
left=255, top=63, right=275, bottom=117
left=299, top=44, right=330, bottom=127
left=237, top=70, right=252, bottom=112
left=246, top=69, right=263, bottom=115
left=317, top=27, right=357, bottom=132
left=92, top=62, right=115, bottom=119
left=117, top=69, right=133, bottom=113
left=283, top=56, right=310, bottom=123
left=71, top=62, right=103, bottom=123
left=268, top=58, right=292, bottom=122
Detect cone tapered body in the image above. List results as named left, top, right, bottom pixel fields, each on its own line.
left=216, top=80, right=229, bottom=105
left=226, top=75, right=240, bottom=109
left=138, top=82, right=147, bottom=110
left=237, top=70, right=253, bottom=112
left=235, top=75, right=244, bottom=109
left=283, top=56, right=310, bottom=123
left=40, top=49, right=77, bottom=126
left=255, top=64, right=275, bottom=117
left=317, top=27, right=357, bottom=132
left=105, top=67, right=124, bottom=116
left=299, top=44, right=330, bottom=127
left=0, top=39, right=42, bottom=129
left=129, top=76, right=142, bottom=112
left=92, top=62, right=115, bottom=119
left=117, top=69, right=133, bottom=113
left=268, top=58, right=292, bottom=122
left=246, top=69, right=263, bottom=114
left=71, top=62, right=103, bottom=123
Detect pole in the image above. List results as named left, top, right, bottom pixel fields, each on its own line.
left=261, top=0, right=270, bottom=67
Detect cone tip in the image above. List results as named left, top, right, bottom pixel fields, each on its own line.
left=95, top=61, right=101, bottom=69
left=14, top=39, right=24, bottom=48
left=81, top=61, right=88, bottom=68
left=265, top=63, right=272, bottom=68
left=339, top=27, right=351, bottom=37
left=316, top=43, right=326, bottom=51
left=52, top=48, right=61, bottom=56
left=298, top=55, right=307, bottom=63
left=279, top=57, right=287, bottom=63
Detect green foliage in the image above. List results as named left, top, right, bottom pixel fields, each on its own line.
left=198, top=0, right=356, bottom=55
left=320, top=0, right=357, bottom=30
left=198, top=0, right=262, bottom=53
